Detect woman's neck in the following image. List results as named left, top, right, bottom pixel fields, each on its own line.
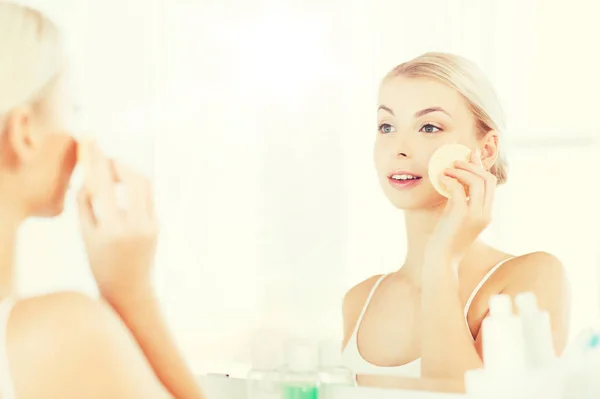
left=0, top=210, right=21, bottom=299
left=399, top=205, right=444, bottom=282
left=399, top=203, right=488, bottom=286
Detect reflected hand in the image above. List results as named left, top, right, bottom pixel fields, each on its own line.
left=426, top=150, right=496, bottom=264
left=77, top=141, right=159, bottom=302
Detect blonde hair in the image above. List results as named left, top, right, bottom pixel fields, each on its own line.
left=386, top=52, right=508, bottom=184
left=0, top=1, right=63, bottom=117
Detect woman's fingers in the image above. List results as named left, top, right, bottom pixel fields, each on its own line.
left=439, top=174, right=468, bottom=202
left=85, top=143, right=120, bottom=224
left=112, top=161, right=153, bottom=224
left=77, top=188, right=97, bottom=231
left=444, top=167, right=484, bottom=209
left=453, top=159, right=497, bottom=211
left=80, top=139, right=156, bottom=227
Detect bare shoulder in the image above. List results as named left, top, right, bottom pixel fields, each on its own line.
left=7, top=291, right=171, bottom=398
left=8, top=292, right=116, bottom=350
left=502, top=251, right=567, bottom=286
left=501, top=251, right=570, bottom=352
left=10, top=290, right=112, bottom=325
left=343, top=275, right=385, bottom=313
left=342, top=275, right=384, bottom=346
left=8, top=291, right=128, bottom=350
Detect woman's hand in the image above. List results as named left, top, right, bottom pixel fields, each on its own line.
left=426, top=150, right=497, bottom=265
left=77, top=142, right=159, bottom=303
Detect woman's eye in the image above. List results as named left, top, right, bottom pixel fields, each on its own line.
left=379, top=123, right=396, bottom=134
left=420, top=124, right=441, bottom=134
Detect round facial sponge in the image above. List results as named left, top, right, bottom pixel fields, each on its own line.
left=428, top=143, right=472, bottom=198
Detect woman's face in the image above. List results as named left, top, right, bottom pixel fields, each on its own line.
left=374, top=76, right=485, bottom=210
left=1, top=72, right=79, bottom=217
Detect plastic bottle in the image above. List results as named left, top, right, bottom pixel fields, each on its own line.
left=465, top=294, right=568, bottom=399
left=482, top=294, right=527, bottom=373
left=514, top=292, right=556, bottom=368
left=317, top=339, right=355, bottom=399
left=465, top=294, right=528, bottom=399
left=281, top=340, right=319, bottom=399
left=246, top=342, right=282, bottom=399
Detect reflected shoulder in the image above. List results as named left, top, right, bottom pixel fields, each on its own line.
left=501, top=251, right=570, bottom=353
left=343, top=274, right=385, bottom=309
left=504, top=251, right=567, bottom=284
left=342, top=274, right=385, bottom=349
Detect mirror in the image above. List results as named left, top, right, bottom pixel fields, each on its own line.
left=17, top=0, right=599, bottom=395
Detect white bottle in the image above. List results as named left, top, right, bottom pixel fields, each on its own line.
left=465, top=294, right=528, bottom=399
left=246, top=342, right=282, bottom=399
left=280, top=340, right=319, bottom=399
left=514, top=292, right=556, bottom=368
left=317, top=339, right=355, bottom=399
left=482, top=294, right=527, bottom=373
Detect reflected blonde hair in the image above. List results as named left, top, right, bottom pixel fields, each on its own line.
left=0, top=1, right=63, bottom=117
left=385, top=52, right=508, bottom=184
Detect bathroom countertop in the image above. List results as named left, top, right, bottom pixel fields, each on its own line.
left=195, top=375, right=467, bottom=399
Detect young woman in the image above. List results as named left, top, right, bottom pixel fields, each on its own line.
left=0, top=2, right=203, bottom=398
left=341, top=53, right=570, bottom=387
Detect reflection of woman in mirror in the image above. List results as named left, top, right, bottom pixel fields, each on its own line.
left=341, top=53, right=570, bottom=389
left=0, top=3, right=202, bottom=398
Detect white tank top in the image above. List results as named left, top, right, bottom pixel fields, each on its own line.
left=342, top=258, right=513, bottom=377
left=0, top=298, right=16, bottom=399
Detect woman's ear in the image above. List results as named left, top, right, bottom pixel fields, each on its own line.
left=479, top=131, right=499, bottom=171
left=2, top=105, right=41, bottom=166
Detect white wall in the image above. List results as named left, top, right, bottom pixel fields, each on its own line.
left=14, top=0, right=600, bottom=376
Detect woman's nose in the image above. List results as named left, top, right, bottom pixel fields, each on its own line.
left=391, top=135, right=411, bottom=159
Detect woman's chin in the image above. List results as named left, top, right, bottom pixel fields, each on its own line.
left=33, top=199, right=66, bottom=218
left=28, top=208, right=61, bottom=219
left=31, top=186, right=71, bottom=218
left=387, top=194, right=448, bottom=211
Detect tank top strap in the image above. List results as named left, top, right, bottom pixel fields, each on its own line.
left=350, top=274, right=390, bottom=339
left=463, top=257, right=515, bottom=338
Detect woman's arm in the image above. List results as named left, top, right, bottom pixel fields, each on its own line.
left=104, top=286, right=204, bottom=399
left=419, top=155, right=490, bottom=379
left=77, top=143, right=204, bottom=398
left=420, top=254, right=482, bottom=379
